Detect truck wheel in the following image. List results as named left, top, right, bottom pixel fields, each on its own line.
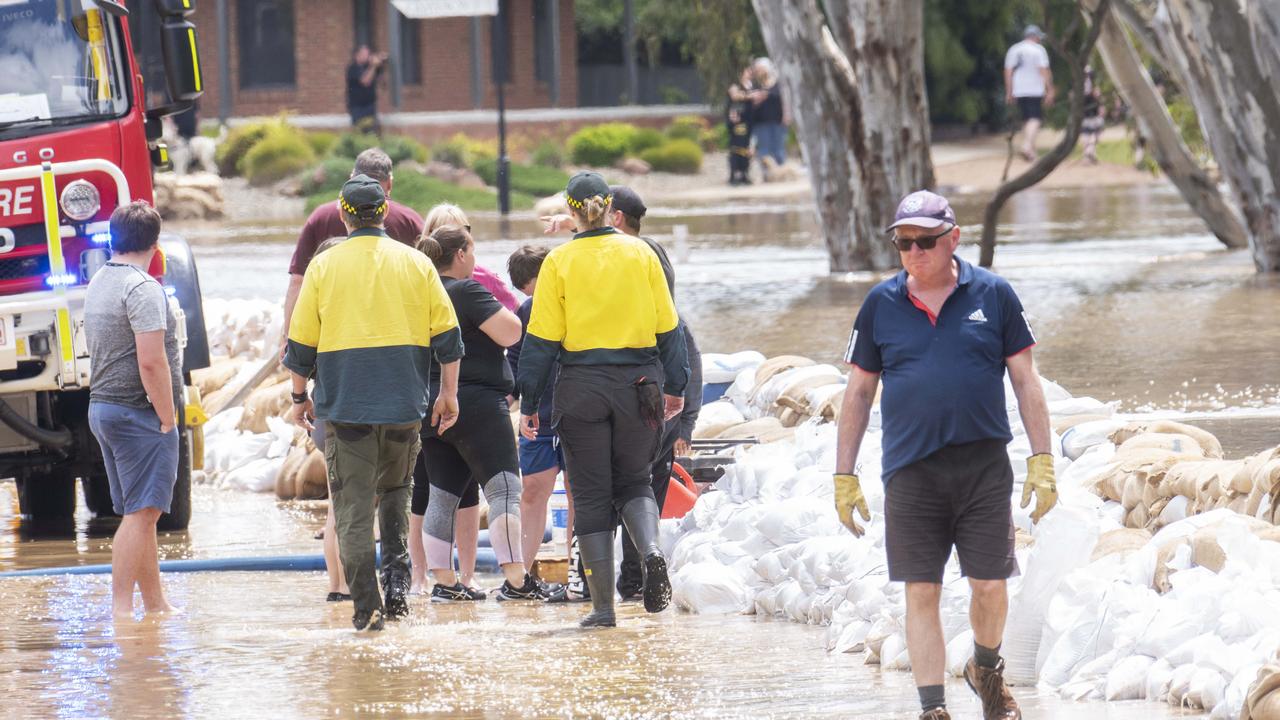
left=157, top=429, right=192, bottom=532
left=81, top=472, right=118, bottom=519
left=16, top=473, right=76, bottom=521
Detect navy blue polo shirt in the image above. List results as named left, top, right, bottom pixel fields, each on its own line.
left=844, top=257, right=1036, bottom=481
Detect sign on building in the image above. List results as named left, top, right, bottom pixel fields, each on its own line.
left=390, top=0, right=498, bottom=19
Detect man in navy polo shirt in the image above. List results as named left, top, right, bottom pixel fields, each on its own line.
left=833, top=190, right=1057, bottom=720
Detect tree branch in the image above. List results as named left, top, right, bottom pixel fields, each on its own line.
left=819, top=25, right=858, bottom=98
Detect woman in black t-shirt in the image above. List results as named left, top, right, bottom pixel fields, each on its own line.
left=416, top=225, right=544, bottom=601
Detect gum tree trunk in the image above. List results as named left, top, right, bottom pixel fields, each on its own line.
left=1088, top=0, right=1248, bottom=249
left=1139, top=0, right=1280, bottom=271
left=751, top=0, right=934, bottom=272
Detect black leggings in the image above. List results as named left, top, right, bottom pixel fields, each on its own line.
left=554, top=363, right=663, bottom=536
left=411, top=449, right=478, bottom=516
left=420, top=388, right=522, bottom=569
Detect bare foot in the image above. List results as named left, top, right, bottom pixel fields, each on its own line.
left=144, top=604, right=183, bottom=617
left=113, top=607, right=137, bottom=622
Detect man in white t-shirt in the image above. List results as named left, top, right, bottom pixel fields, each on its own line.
left=1004, top=25, right=1055, bottom=162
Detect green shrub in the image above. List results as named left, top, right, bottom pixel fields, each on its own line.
left=566, top=123, right=639, bottom=166
left=429, top=133, right=496, bottom=169
left=530, top=139, right=565, bottom=169
left=304, top=168, right=534, bottom=214
left=326, top=132, right=427, bottom=165
left=472, top=158, right=570, bottom=197
left=627, top=127, right=665, bottom=155
left=639, top=139, right=703, bottom=174
left=242, top=126, right=317, bottom=186
left=305, top=131, right=338, bottom=158
left=300, top=156, right=354, bottom=197
left=700, top=125, right=729, bottom=152
left=215, top=121, right=274, bottom=176
left=330, top=132, right=380, bottom=161
left=665, top=115, right=708, bottom=142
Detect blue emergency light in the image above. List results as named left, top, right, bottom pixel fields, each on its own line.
left=45, top=273, right=78, bottom=288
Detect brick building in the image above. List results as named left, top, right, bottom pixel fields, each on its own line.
left=129, top=0, right=577, bottom=121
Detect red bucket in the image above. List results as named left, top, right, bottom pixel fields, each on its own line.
left=661, top=463, right=700, bottom=519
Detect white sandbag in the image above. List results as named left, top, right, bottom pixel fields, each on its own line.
left=672, top=561, right=749, bottom=614
left=702, top=351, right=764, bottom=384
left=725, top=367, right=758, bottom=417
left=1188, top=666, right=1227, bottom=710
left=1167, top=663, right=1197, bottom=705
left=1105, top=654, right=1156, bottom=700
left=880, top=632, right=910, bottom=671
left=1146, top=658, right=1175, bottom=703
left=693, top=401, right=745, bottom=436
left=833, top=619, right=871, bottom=654
left=754, top=496, right=842, bottom=546
left=946, top=629, right=974, bottom=678
left=223, top=455, right=285, bottom=493
left=1159, top=495, right=1190, bottom=526
left=1049, top=396, right=1116, bottom=420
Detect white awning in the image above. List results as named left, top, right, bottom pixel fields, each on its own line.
left=390, top=0, right=498, bottom=19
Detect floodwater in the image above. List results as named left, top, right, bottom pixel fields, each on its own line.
left=0, top=182, right=1271, bottom=718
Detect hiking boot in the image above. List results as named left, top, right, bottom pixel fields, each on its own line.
left=326, top=592, right=351, bottom=602
left=497, top=574, right=543, bottom=601
left=964, top=658, right=1021, bottom=720
left=431, top=582, right=479, bottom=603
left=919, top=709, right=951, bottom=720
left=642, top=552, right=672, bottom=613
left=352, top=608, right=385, bottom=632
left=384, top=591, right=409, bottom=621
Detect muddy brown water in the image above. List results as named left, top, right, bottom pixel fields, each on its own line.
left=0, top=183, right=1269, bottom=718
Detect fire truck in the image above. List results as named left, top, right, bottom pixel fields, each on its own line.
left=0, top=0, right=209, bottom=530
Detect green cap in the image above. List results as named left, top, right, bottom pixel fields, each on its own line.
left=564, top=171, right=612, bottom=211
left=339, top=174, right=387, bottom=220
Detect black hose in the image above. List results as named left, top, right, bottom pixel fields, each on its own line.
left=0, top=398, right=73, bottom=451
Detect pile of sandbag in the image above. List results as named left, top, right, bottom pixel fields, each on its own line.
left=203, top=298, right=282, bottom=361
left=153, top=171, right=224, bottom=221
left=694, top=354, right=846, bottom=444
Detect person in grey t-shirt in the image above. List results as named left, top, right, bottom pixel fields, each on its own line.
left=84, top=201, right=182, bottom=619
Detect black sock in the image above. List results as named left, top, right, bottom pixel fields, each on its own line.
left=918, top=684, right=945, bottom=711
left=974, top=641, right=1001, bottom=668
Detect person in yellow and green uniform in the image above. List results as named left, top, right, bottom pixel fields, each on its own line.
left=285, top=175, right=464, bottom=633
left=517, top=171, right=690, bottom=628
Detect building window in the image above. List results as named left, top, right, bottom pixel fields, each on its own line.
left=533, top=0, right=555, bottom=84
left=237, top=0, right=296, bottom=88
left=400, top=18, right=421, bottom=86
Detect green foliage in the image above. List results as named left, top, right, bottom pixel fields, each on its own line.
left=330, top=132, right=380, bottom=161
left=304, top=169, right=534, bottom=214
left=665, top=115, right=708, bottom=142
left=305, top=131, right=338, bottom=158
left=472, top=158, right=571, bottom=197
left=430, top=133, right=497, bottom=169
left=329, top=133, right=427, bottom=165
left=1166, top=97, right=1207, bottom=159
left=567, top=123, right=639, bottom=166
left=215, top=120, right=274, bottom=176
left=242, top=126, right=317, bottom=186
left=530, top=139, right=566, bottom=169
left=700, top=124, right=729, bottom=152
left=627, top=127, right=665, bottom=154
left=639, top=139, right=703, bottom=174
left=300, top=156, right=355, bottom=197
left=659, top=85, right=690, bottom=104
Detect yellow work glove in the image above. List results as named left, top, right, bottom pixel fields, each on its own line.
left=1021, top=453, right=1058, bottom=523
left=834, top=473, right=871, bottom=537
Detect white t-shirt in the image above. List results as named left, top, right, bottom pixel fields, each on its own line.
left=1005, top=40, right=1050, bottom=98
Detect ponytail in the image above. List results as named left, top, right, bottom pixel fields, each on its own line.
left=416, top=224, right=472, bottom=270
left=574, top=195, right=612, bottom=230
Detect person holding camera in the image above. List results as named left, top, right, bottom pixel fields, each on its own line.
left=347, top=45, right=387, bottom=135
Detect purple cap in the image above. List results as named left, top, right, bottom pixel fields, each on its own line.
left=885, top=190, right=957, bottom=232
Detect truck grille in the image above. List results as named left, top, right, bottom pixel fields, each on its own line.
left=0, top=255, right=50, bottom=281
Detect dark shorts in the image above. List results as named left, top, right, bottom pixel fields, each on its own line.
left=884, top=439, right=1019, bottom=584
left=88, top=401, right=179, bottom=515
left=519, top=434, right=563, bottom=476
left=411, top=445, right=478, bottom=516
left=1016, top=96, right=1043, bottom=121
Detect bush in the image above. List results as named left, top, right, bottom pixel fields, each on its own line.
left=326, top=132, right=426, bottom=165
left=305, top=131, right=338, bottom=158
left=700, top=125, right=729, bottom=152
left=330, top=132, right=380, bottom=161
left=430, top=133, right=497, bottom=169
left=215, top=120, right=274, bottom=176
left=472, top=158, right=570, bottom=197
left=566, top=123, right=639, bottom=167
left=639, top=139, right=703, bottom=174
left=304, top=168, right=534, bottom=214
left=530, top=139, right=565, bottom=169
left=627, top=127, right=665, bottom=155
left=665, top=115, right=708, bottom=142
left=299, top=156, right=354, bottom=197
left=242, top=126, right=317, bottom=186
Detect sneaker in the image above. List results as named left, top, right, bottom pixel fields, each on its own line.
left=919, top=709, right=951, bottom=720
left=964, top=658, right=1021, bottom=720
left=326, top=592, right=351, bottom=602
left=352, top=608, right=385, bottom=632
left=540, top=580, right=570, bottom=603
left=461, top=585, right=487, bottom=601
left=496, top=574, right=543, bottom=601
left=431, top=583, right=476, bottom=603
left=385, top=591, right=409, bottom=621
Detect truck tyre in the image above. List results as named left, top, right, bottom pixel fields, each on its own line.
left=16, top=473, right=76, bottom=522
left=81, top=471, right=118, bottom=519
left=157, top=428, right=192, bottom=532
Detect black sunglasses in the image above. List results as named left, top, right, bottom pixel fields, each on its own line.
left=888, top=225, right=953, bottom=252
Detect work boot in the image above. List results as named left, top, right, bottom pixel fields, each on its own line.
left=618, top=497, right=671, bottom=613
left=384, top=589, right=409, bottom=621
left=617, top=544, right=644, bottom=602
left=919, top=709, right=951, bottom=720
left=352, top=608, right=385, bottom=633
left=964, top=658, right=1021, bottom=720
left=576, top=531, right=616, bottom=628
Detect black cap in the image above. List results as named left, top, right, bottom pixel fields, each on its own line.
left=609, top=185, right=646, bottom=220
left=565, top=171, right=611, bottom=210
left=339, top=174, right=387, bottom=221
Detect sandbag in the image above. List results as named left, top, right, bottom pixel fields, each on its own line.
left=237, top=380, right=291, bottom=434
left=672, top=560, right=749, bottom=614
left=274, top=445, right=308, bottom=500
left=1243, top=661, right=1280, bottom=720
left=1091, top=528, right=1152, bottom=561
left=753, top=355, right=815, bottom=387
left=294, top=449, right=329, bottom=499
left=1105, top=654, right=1155, bottom=700
left=1116, top=432, right=1205, bottom=458
left=191, top=357, right=247, bottom=398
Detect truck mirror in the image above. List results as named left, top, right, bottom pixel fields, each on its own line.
left=159, top=17, right=203, bottom=105
left=154, top=0, right=195, bottom=18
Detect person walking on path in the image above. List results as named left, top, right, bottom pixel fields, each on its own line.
left=415, top=225, right=548, bottom=602
left=834, top=190, right=1058, bottom=720
left=1004, top=25, right=1055, bottom=162
left=285, top=176, right=462, bottom=632
left=518, top=172, right=689, bottom=627
left=749, top=58, right=787, bottom=172
left=281, top=148, right=423, bottom=604
left=347, top=45, right=386, bottom=134
left=85, top=202, right=183, bottom=620
left=726, top=66, right=755, bottom=185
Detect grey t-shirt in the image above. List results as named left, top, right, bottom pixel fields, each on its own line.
left=85, top=262, right=182, bottom=409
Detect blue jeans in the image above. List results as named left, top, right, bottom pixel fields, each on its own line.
left=88, top=401, right=179, bottom=515
left=752, top=123, right=787, bottom=166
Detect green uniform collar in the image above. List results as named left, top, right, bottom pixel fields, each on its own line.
left=348, top=227, right=389, bottom=240
left=573, top=226, right=619, bottom=240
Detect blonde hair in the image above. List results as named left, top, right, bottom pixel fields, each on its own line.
left=423, top=203, right=470, bottom=236
left=572, top=195, right=612, bottom=230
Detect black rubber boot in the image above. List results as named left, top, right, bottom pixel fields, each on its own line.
left=576, top=531, right=617, bottom=628
left=618, top=496, right=671, bottom=613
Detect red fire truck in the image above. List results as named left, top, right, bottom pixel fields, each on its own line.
left=0, top=0, right=209, bottom=530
